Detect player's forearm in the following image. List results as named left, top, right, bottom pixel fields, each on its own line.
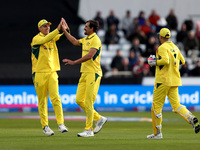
left=74, top=54, right=93, bottom=65
left=34, top=29, right=59, bottom=45
left=63, top=29, right=79, bottom=46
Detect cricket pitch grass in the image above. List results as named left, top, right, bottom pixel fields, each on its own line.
left=0, top=111, right=200, bottom=150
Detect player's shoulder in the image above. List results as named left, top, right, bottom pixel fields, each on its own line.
left=81, top=36, right=88, bottom=40
left=158, top=43, right=167, bottom=51
left=170, top=41, right=180, bottom=52
left=93, top=34, right=101, bottom=42
left=32, top=33, right=41, bottom=40
left=159, top=41, right=176, bottom=49
left=79, top=36, right=87, bottom=43
left=31, top=33, right=43, bottom=45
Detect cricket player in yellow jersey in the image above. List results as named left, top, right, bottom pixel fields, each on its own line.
left=61, top=19, right=107, bottom=137
left=147, top=28, right=200, bottom=139
left=31, top=18, right=68, bottom=136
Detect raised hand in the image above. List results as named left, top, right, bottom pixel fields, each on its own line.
left=57, top=18, right=63, bottom=31
left=61, top=18, right=69, bottom=31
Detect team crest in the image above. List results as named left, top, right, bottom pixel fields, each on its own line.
left=86, top=42, right=90, bottom=46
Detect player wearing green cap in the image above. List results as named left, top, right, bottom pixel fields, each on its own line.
left=31, top=18, right=69, bottom=136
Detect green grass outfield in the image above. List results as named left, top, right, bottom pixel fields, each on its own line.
left=0, top=111, right=200, bottom=150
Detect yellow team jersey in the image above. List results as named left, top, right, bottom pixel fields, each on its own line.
left=79, top=33, right=102, bottom=76
left=155, top=41, right=185, bottom=86
left=31, top=29, right=63, bottom=74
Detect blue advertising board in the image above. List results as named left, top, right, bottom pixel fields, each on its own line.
left=0, top=85, right=199, bottom=112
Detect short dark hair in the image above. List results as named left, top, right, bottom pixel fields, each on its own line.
left=86, top=20, right=99, bottom=32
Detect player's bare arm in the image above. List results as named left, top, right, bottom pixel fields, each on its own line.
left=63, top=48, right=97, bottom=65
left=61, top=19, right=80, bottom=46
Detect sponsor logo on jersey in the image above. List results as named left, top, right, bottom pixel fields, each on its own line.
left=43, top=46, right=53, bottom=50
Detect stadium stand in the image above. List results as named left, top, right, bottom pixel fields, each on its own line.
left=1, top=0, right=200, bottom=85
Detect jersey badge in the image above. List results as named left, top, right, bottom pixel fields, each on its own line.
left=86, top=42, right=90, bottom=46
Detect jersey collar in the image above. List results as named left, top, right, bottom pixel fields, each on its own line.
left=86, top=33, right=96, bottom=40
left=39, top=32, right=46, bottom=37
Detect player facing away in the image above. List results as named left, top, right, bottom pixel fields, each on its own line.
left=61, top=19, right=107, bottom=137
left=31, top=18, right=68, bottom=136
left=147, top=28, right=200, bottom=139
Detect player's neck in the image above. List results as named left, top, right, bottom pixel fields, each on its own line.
left=87, top=32, right=95, bottom=37
left=161, top=39, right=169, bottom=44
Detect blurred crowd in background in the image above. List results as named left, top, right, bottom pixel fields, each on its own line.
left=79, top=9, right=200, bottom=78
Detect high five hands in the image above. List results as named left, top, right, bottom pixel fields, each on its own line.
left=57, top=18, right=69, bottom=31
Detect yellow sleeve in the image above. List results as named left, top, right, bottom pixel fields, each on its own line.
left=90, top=37, right=101, bottom=50
left=32, top=29, right=59, bottom=45
left=179, top=50, right=185, bottom=65
left=54, top=33, right=63, bottom=41
left=156, top=46, right=169, bottom=66
left=79, top=38, right=83, bottom=45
